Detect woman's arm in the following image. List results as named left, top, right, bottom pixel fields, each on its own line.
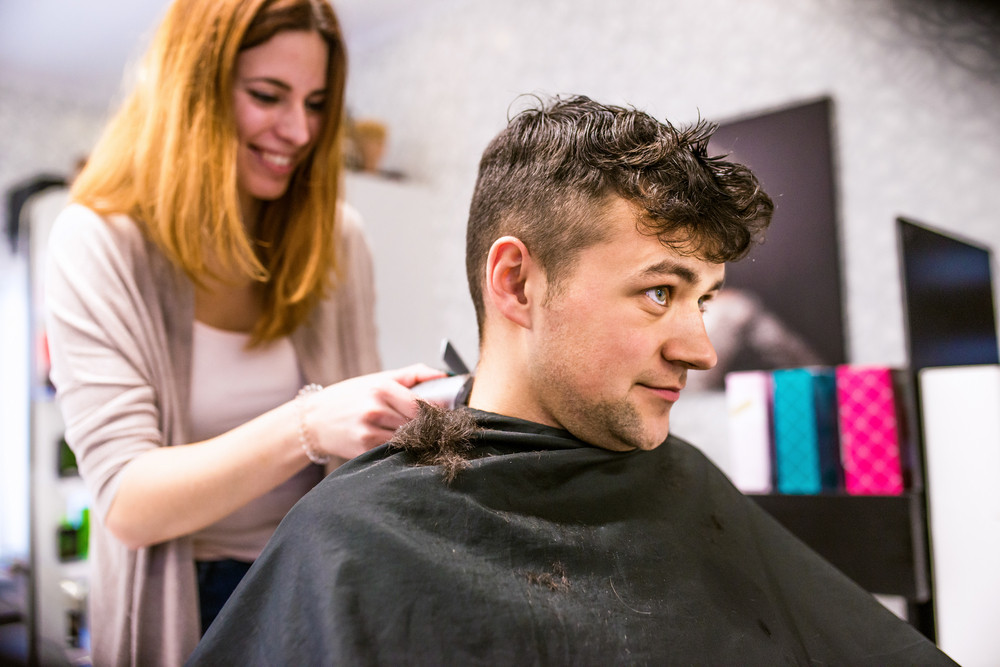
left=104, top=364, right=442, bottom=549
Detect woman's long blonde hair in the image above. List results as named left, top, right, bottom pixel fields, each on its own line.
left=72, top=0, right=348, bottom=344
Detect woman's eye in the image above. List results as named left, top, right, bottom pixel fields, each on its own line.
left=306, top=98, right=327, bottom=113
left=645, top=287, right=669, bottom=306
left=249, top=90, right=279, bottom=105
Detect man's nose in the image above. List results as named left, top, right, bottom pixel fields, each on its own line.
left=662, top=308, right=718, bottom=371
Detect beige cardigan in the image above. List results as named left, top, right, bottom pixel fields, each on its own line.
left=45, top=203, right=381, bottom=666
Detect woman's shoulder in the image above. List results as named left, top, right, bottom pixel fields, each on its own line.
left=47, top=204, right=175, bottom=292
left=336, top=201, right=367, bottom=247
left=50, top=203, right=145, bottom=253
left=334, top=202, right=376, bottom=278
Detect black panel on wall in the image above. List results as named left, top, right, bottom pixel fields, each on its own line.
left=708, top=96, right=847, bottom=369
left=898, top=217, right=1000, bottom=370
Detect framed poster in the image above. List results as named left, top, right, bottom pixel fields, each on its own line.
left=690, top=97, right=846, bottom=391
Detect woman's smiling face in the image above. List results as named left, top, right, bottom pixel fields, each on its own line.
left=232, top=29, right=329, bottom=218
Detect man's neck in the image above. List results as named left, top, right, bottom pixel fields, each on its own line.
left=467, top=345, right=548, bottom=427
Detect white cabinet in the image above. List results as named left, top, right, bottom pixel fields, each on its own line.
left=919, top=364, right=1000, bottom=666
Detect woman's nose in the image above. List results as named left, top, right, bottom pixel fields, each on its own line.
left=276, top=104, right=312, bottom=146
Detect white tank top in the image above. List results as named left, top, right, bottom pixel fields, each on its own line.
left=188, top=321, right=322, bottom=561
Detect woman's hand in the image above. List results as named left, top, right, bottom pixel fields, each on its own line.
left=306, top=364, right=447, bottom=460
left=104, top=364, right=446, bottom=548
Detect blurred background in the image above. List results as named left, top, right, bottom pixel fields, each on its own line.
left=2, top=0, right=999, bottom=663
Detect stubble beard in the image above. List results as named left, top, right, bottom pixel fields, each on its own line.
left=530, top=307, right=669, bottom=451
left=542, top=380, right=663, bottom=452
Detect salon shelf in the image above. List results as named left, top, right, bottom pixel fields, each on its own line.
left=748, top=492, right=930, bottom=601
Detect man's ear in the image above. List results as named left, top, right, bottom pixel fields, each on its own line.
left=485, top=236, right=539, bottom=330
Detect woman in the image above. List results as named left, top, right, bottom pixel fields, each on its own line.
left=44, top=0, right=442, bottom=664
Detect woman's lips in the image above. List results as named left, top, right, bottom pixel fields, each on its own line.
left=254, top=147, right=296, bottom=175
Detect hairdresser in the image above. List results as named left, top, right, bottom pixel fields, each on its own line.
left=44, top=0, right=443, bottom=664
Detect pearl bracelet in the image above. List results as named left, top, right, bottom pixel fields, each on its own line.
left=296, top=383, right=330, bottom=465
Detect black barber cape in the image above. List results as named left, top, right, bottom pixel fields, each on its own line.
left=189, top=410, right=955, bottom=666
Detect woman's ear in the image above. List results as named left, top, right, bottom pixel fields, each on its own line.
left=485, top=236, right=538, bottom=330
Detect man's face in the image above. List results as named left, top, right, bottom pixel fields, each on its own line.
left=524, top=198, right=724, bottom=451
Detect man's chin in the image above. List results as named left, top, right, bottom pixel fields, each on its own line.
left=561, top=398, right=669, bottom=452
left=598, top=424, right=670, bottom=452
left=634, top=413, right=671, bottom=450
left=632, top=427, right=670, bottom=451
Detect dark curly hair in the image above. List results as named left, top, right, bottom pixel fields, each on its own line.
left=465, top=94, right=774, bottom=337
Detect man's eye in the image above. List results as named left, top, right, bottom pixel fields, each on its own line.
left=645, top=287, right=669, bottom=306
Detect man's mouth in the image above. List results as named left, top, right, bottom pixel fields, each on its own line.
left=637, top=383, right=682, bottom=403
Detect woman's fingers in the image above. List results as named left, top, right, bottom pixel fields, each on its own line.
left=309, top=364, right=452, bottom=459
left=371, top=364, right=449, bottom=418
left=383, top=363, right=448, bottom=389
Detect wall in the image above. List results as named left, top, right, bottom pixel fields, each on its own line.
left=343, top=0, right=1000, bottom=370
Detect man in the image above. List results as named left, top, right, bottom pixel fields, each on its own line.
left=189, top=96, right=955, bottom=665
